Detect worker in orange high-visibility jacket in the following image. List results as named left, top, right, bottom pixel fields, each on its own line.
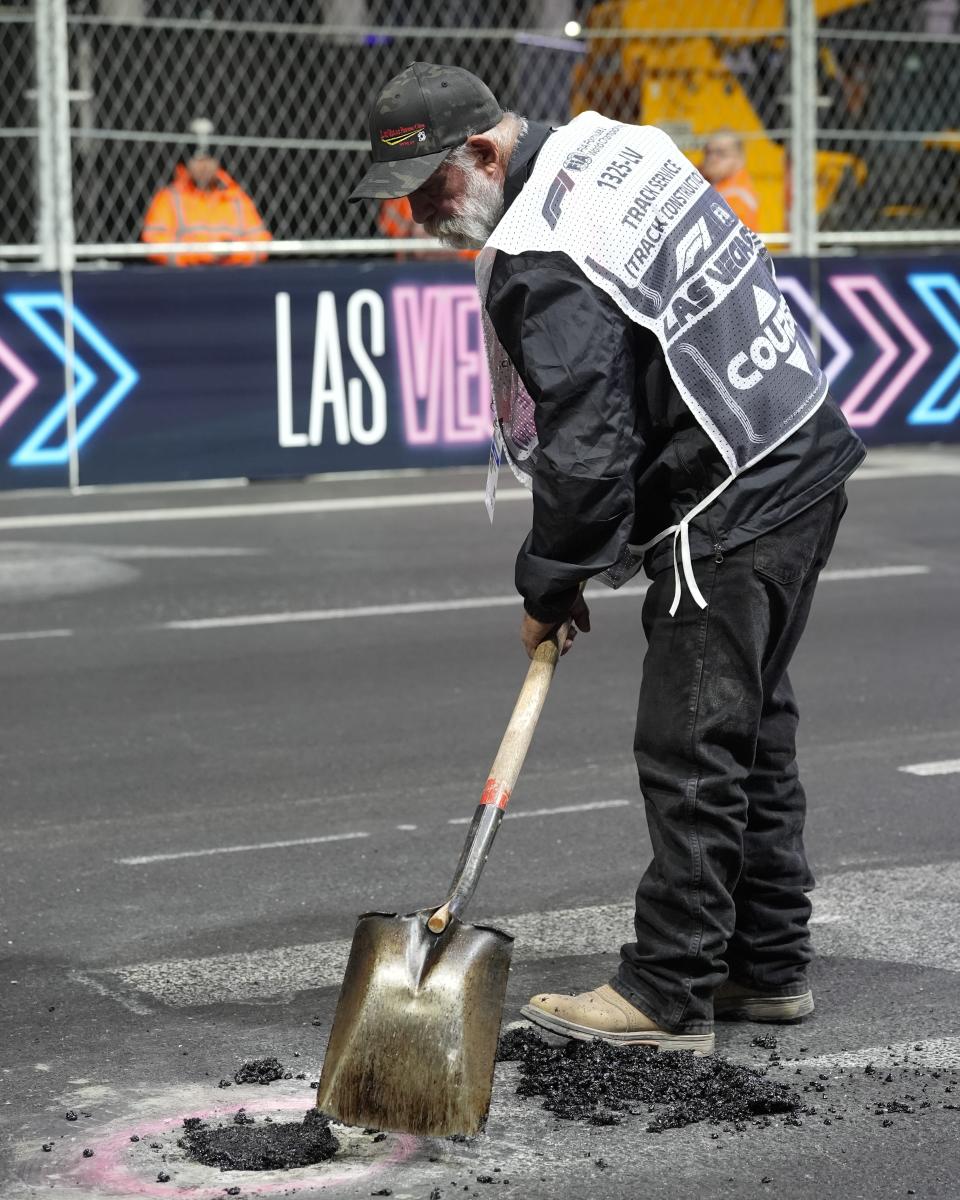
left=142, top=152, right=271, bottom=266
left=700, top=130, right=761, bottom=233
left=379, top=195, right=478, bottom=262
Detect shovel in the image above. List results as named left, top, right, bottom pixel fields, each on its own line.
left=316, top=624, right=570, bottom=1137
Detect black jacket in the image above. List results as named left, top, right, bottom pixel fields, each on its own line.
left=485, top=123, right=866, bottom=622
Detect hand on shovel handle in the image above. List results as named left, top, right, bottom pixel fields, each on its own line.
left=521, top=590, right=589, bottom=659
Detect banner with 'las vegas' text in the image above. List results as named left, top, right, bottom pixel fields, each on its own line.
left=0, top=256, right=957, bottom=489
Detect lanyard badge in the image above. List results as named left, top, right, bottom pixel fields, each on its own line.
left=484, top=423, right=504, bottom=524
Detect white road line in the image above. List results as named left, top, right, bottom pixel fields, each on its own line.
left=0, top=541, right=261, bottom=559
left=799, top=1037, right=960, bottom=1071
left=0, top=628, right=73, bottom=642
left=899, top=758, right=960, bottom=776
left=117, top=804, right=626, bottom=867
left=447, top=799, right=632, bottom=825
left=852, top=458, right=960, bottom=480
left=161, top=566, right=927, bottom=632
left=812, top=862, right=960, bottom=975
left=116, top=830, right=370, bottom=866
left=821, top=565, right=929, bottom=581
left=67, top=969, right=154, bottom=1017
left=85, top=860, right=960, bottom=1008
left=0, top=564, right=932, bottom=647
left=0, top=489, right=531, bottom=532
left=165, top=593, right=525, bottom=629
left=90, top=903, right=633, bottom=1008
left=162, top=584, right=651, bottom=630
left=0, top=452, right=956, bottom=530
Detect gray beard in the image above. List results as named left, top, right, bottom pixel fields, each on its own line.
left=425, top=168, right=505, bottom=250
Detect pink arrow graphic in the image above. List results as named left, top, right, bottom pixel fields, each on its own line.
left=778, top=277, right=853, bottom=386
left=0, top=336, right=38, bottom=431
left=830, top=275, right=931, bottom=428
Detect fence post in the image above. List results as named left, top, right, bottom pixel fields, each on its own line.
left=49, top=0, right=79, bottom=489
left=34, top=0, right=57, bottom=269
left=789, top=0, right=818, bottom=257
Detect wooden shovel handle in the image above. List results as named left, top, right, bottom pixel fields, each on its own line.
left=475, top=627, right=565, bottom=814
left=427, top=620, right=569, bottom=934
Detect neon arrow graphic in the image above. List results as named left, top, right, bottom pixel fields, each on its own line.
left=4, top=292, right=139, bottom=467
left=0, top=337, right=38, bottom=430
left=829, top=275, right=930, bottom=429
left=906, top=272, right=960, bottom=427
left=778, top=277, right=853, bottom=386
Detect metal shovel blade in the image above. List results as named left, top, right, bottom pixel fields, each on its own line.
left=316, top=910, right=513, bottom=1137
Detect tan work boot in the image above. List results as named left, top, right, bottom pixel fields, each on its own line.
left=714, top=979, right=814, bottom=1023
left=520, top=984, right=715, bottom=1055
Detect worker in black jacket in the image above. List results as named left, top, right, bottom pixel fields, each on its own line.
left=351, top=63, right=865, bottom=1055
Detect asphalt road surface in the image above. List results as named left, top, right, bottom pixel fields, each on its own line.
left=1, top=446, right=959, bottom=1200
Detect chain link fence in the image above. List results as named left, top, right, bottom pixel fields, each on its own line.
left=0, top=4, right=40, bottom=259
left=2, top=1, right=959, bottom=264
left=817, top=0, right=960, bottom=242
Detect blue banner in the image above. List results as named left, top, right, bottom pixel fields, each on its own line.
left=1, top=257, right=958, bottom=490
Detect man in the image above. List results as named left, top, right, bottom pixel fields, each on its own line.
left=142, top=149, right=271, bottom=267
left=700, top=130, right=761, bottom=232
left=351, top=64, right=864, bottom=1055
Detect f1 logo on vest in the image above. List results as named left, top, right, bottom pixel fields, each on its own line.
left=675, top=217, right=712, bottom=279
left=542, top=169, right=575, bottom=230
left=727, top=284, right=812, bottom=391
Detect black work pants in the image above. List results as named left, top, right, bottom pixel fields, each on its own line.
left=611, top=486, right=847, bottom=1033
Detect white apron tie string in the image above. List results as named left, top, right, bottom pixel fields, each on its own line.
left=669, top=518, right=709, bottom=616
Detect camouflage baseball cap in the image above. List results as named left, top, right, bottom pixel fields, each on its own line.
left=349, top=62, right=503, bottom=201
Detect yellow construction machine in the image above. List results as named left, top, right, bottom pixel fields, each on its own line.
left=571, top=0, right=871, bottom=237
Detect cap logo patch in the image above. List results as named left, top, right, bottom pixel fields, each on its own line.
left=380, top=123, right=427, bottom=147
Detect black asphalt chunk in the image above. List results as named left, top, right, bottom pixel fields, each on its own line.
left=496, top=1028, right=802, bottom=1131
left=180, top=1108, right=339, bottom=1171
left=233, top=1057, right=285, bottom=1085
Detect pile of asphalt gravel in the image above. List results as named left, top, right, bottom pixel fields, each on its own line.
left=233, top=1057, right=287, bottom=1085
left=497, top=1028, right=802, bottom=1131
left=179, top=1109, right=339, bottom=1171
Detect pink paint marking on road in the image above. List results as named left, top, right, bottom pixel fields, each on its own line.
left=831, top=275, right=931, bottom=428
left=72, top=1093, right=419, bottom=1198
left=0, top=336, right=38, bottom=429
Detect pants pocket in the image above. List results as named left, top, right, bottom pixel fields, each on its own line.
left=752, top=496, right=833, bottom=585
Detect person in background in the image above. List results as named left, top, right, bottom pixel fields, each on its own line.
left=379, top=194, right=477, bottom=262
left=142, top=141, right=271, bottom=267
left=378, top=195, right=431, bottom=259
left=700, top=130, right=761, bottom=232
